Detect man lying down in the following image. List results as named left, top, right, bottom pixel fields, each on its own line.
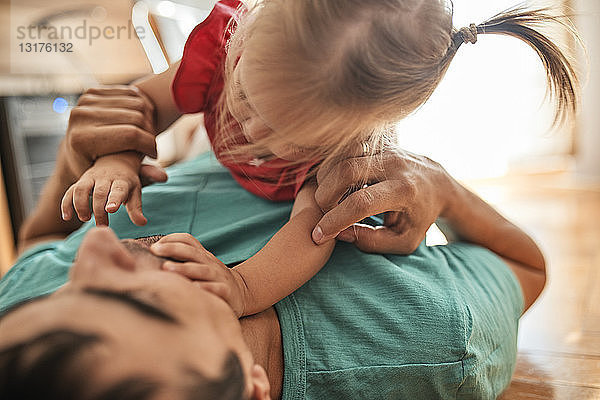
left=0, top=151, right=537, bottom=399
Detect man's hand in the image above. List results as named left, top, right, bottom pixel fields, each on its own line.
left=312, top=149, right=452, bottom=254
left=150, top=234, right=248, bottom=318
left=61, top=154, right=147, bottom=227
left=64, top=86, right=163, bottom=181
left=18, top=81, right=173, bottom=253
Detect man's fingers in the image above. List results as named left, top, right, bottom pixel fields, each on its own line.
left=105, top=180, right=130, bottom=213
left=70, top=124, right=157, bottom=159
left=77, top=94, right=154, bottom=122
left=70, top=107, right=152, bottom=132
left=315, top=156, right=387, bottom=212
left=78, top=94, right=146, bottom=112
left=338, top=224, right=423, bottom=255
left=124, top=186, right=147, bottom=226
left=83, top=86, right=144, bottom=98
left=315, top=158, right=363, bottom=212
left=162, top=261, right=217, bottom=281
left=83, top=86, right=155, bottom=110
left=97, top=125, right=157, bottom=158
left=72, top=179, right=94, bottom=222
left=82, top=86, right=155, bottom=124
left=92, top=180, right=111, bottom=226
left=313, top=182, right=395, bottom=244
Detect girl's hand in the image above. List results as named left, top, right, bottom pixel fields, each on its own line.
left=150, top=233, right=248, bottom=318
left=61, top=154, right=147, bottom=227
left=312, top=149, right=451, bottom=254
left=64, top=86, right=163, bottom=182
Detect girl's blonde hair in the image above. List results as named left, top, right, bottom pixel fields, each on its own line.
left=216, top=0, right=580, bottom=180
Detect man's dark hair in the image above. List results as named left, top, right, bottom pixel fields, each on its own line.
left=0, top=329, right=246, bottom=400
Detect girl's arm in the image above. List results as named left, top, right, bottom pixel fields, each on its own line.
left=233, top=181, right=336, bottom=316
left=151, top=181, right=336, bottom=317
left=133, top=61, right=182, bottom=133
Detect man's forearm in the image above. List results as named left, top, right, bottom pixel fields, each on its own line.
left=441, top=176, right=545, bottom=273
left=18, top=142, right=83, bottom=253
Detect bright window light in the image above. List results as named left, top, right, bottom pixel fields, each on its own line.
left=396, top=0, right=570, bottom=180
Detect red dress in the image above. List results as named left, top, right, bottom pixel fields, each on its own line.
left=172, top=0, right=314, bottom=201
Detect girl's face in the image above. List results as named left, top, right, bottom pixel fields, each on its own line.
left=229, top=56, right=315, bottom=161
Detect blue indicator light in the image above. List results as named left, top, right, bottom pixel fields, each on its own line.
left=53, top=97, right=69, bottom=114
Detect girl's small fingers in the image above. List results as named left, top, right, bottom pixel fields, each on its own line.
left=162, top=262, right=217, bottom=281
left=151, top=242, right=203, bottom=262
left=124, top=185, right=147, bottom=226
left=73, top=179, right=95, bottom=222
left=61, top=186, right=76, bottom=221
left=105, top=180, right=130, bottom=213
left=193, top=282, right=231, bottom=302
left=92, top=180, right=111, bottom=226
left=155, top=233, right=205, bottom=249
left=140, top=165, right=168, bottom=185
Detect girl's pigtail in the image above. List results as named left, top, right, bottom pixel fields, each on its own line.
left=452, top=6, right=581, bottom=127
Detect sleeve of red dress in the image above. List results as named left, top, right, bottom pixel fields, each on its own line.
left=171, top=0, right=242, bottom=114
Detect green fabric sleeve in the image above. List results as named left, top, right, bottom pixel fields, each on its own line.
left=0, top=242, right=70, bottom=314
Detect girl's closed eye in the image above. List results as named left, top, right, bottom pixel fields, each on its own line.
left=242, top=115, right=273, bottom=143
left=233, top=79, right=255, bottom=117
left=237, top=86, right=247, bottom=101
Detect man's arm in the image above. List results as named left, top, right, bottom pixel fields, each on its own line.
left=312, top=150, right=546, bottom=313
left=438, top=179, right=546, bottom=312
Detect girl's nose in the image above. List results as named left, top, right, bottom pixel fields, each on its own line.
left=243, top=117, right=271, bottom=142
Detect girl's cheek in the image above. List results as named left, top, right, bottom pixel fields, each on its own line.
left=230, top=101, right=249, bottom=124
left=243, top=118, right=271, bottom=142
left=269, top=143, right=302, bottom=161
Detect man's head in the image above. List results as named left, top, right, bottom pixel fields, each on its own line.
left=0, top=228, right=271, bottom=400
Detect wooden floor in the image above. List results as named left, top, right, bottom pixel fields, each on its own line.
left=466, top=172, right=600, bottom=400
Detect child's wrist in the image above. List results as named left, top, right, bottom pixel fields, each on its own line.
left=95, top=152, right=142, bottom=172
left=231, top=267, right=250, bottom=317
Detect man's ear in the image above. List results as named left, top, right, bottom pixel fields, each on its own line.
left=250, top=364, right=271, bottom=400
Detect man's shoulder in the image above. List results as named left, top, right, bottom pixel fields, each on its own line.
left=0, top=241, right=69, bottom=315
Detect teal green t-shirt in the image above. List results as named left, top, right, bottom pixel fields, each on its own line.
left=0, top=153, right=523, bottom=399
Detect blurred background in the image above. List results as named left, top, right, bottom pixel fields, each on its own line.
left=0, top=0, right=598, bottom=398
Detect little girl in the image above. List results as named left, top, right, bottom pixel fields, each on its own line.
left=61, top=0, right=579, bottom=317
